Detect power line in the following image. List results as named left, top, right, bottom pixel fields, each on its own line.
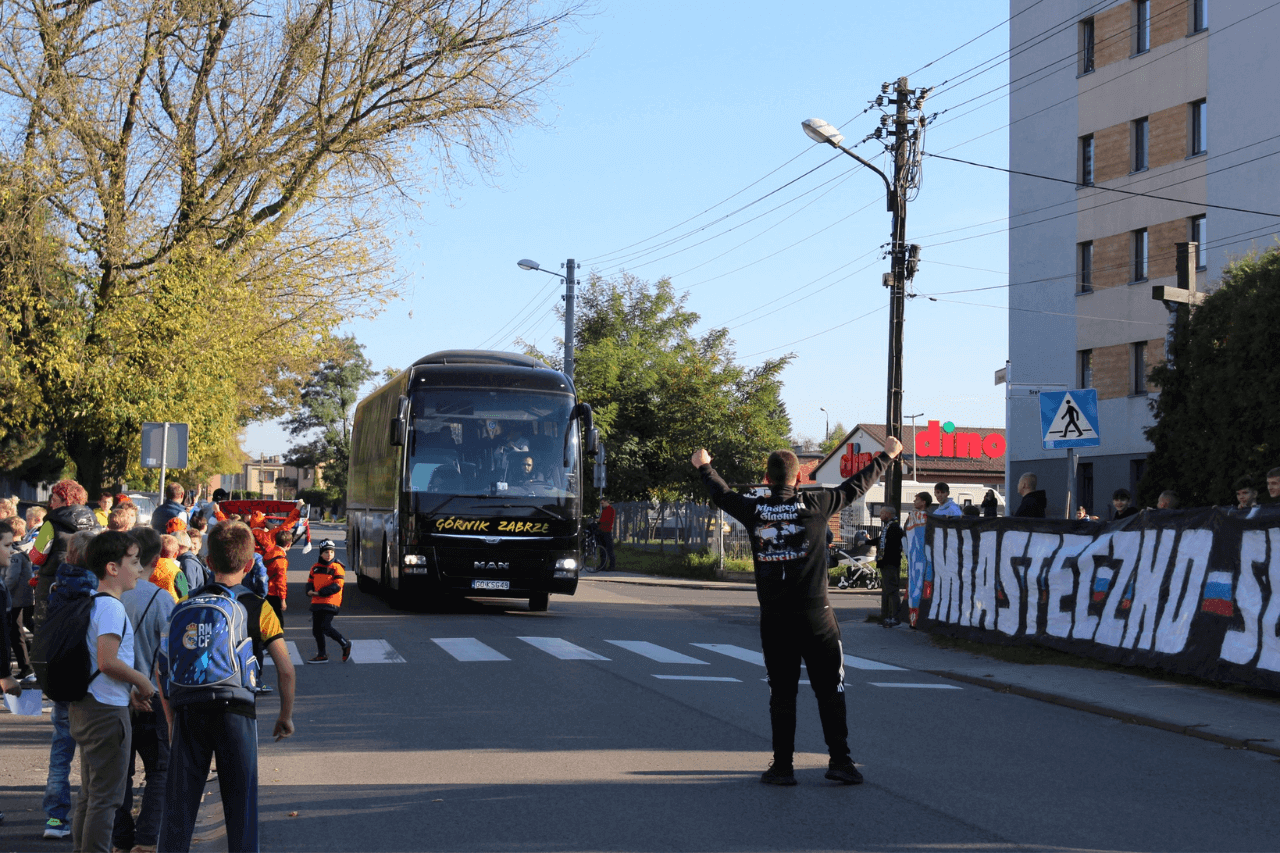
left=927, top=151, right=1280, bottom=219
left=737, top=304, right=889, bottom=359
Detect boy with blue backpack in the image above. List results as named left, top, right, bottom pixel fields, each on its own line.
left=158, top=521, right=295, bottom=853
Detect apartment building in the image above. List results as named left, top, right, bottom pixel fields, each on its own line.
left=1007, top=0, right=1277, bottom=515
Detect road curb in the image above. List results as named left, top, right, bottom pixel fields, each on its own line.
left=927, top=669, right=1280, bottom=759
left=581, top=575, right=756, bottom=592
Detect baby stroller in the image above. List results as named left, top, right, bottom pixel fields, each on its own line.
left=834, top=530, right=880, bottom=590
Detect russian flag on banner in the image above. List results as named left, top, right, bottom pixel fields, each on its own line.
left=1091, top=567, right=1113, bottom=604
left=1201, top=571, right=1234, bottom=617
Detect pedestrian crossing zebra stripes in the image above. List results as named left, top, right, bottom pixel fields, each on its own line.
left=277, top=635, right=954, bottom=688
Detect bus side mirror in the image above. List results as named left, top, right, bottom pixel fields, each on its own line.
left=586, top=428, right=599, bottom=457
left=389, top=395, right=410, bottom=447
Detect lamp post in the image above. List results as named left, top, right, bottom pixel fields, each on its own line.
left=820, top=407, right=829, bottom=444
left=802, top=81, right=918, bottom=514
left=905, top=412, right=924, bottom=483
left=517, top=258, right=577, bottom=381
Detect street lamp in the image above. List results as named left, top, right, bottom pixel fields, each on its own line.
left=820, top=407, right=829, bottom=443
left=517, top=258, right=577, bottom=381
left=802, top=110, right=909, bottom=514
left=905, top=412, right=924, bottom=482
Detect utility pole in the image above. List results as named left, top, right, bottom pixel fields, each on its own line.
left=802, top=78, right=928, bottom=517
left=884, top=77, right=925, bottom=515
left=564, top=258, right=577, bottom=382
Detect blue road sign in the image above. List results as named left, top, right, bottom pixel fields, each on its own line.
left=1039, top=389, right=1101, bottom=449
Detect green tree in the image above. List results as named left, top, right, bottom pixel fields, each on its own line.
left=0, top=0, right=584, bottom=491
left=284, top=337, right=375, bottom=500
left=525, top=274, right=793, bottom=501
left=1141, top=247, right=1280, bottom=506
left=819, top=421, right=848, bottom=455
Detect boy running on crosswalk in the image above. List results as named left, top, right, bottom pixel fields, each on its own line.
left=305, top=540, right=351, bottom=663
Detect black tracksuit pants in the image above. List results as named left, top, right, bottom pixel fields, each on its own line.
left=311, top=610, right=347, bottom=656
left=759, top=605, right=850, bottom=766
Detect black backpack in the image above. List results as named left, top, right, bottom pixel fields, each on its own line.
left=32, top=592, right=111, bottom=702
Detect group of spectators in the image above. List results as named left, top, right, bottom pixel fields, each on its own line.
left=1005, top=467, right=1280, bottom=520
left=1, top=478, right=312, bottom=852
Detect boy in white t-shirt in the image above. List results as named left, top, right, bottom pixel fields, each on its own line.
left=70, top=530, right=155, bottom=853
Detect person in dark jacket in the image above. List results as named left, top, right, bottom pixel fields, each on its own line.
left=875, top=507, right=905, bottom=627
left=31, top=479, right=101, bottom=631
left=150, top=482, right=189, bottom=533
left=691, top=436, right=903, bottom=787
left=981, top=490, right=999, bottom=518
left=1013, top=473, right=1048, bottom=518
left=1111, top=488, right=1140, bottom=520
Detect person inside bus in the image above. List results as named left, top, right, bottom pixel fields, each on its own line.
left=508, top=455, right=545, bottom=492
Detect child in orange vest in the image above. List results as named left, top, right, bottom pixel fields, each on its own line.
left=304, top=539, right=350, bottom=664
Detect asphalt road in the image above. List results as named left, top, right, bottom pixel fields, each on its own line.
left=4, top=525, right=1279, bottom=852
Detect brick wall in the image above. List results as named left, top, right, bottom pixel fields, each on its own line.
left=1093, top=122, right=1131, bottom=183
left=1148, top=219, right=1188, bottom=279
left=1094, top=4, right=1132, bottom=69
left=1090, top=232, right=1132, bottom=290
left=1151, top=0, right=1190, bottom=51
left=1148, top=103, right=1187, bottom=169
left=1089, top=338, right=1167, bottom=401
left=1093, top=1, right=1190, bottom=72
left=1092, top=342, right=1131, bottom=400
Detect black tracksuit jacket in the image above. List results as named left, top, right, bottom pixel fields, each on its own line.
left=698, top=453, right=892, bottom=612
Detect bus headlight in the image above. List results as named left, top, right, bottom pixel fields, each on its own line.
left=403, top=554, right=429, bottom=573
left=553, top=557, right=577, bottom=578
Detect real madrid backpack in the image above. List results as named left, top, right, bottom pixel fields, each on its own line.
left=160, top=583, right=260, bottom=706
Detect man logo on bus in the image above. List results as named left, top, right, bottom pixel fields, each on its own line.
left=915, top=420, right=1005, bottom=459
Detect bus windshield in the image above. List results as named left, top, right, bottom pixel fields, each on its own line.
left=405, top=388, right=580, bottom=512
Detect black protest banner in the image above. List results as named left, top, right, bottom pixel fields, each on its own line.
left=918, top=508, right=1280, bottom=692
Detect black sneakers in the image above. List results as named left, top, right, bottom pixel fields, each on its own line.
left=825, top=760, right=864, bottom=785
left=760, top=762, right=797, bottom=786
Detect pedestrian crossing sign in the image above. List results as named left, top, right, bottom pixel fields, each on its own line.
left=1039, top=389, right=1101, bottom=449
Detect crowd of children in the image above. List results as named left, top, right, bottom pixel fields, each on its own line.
left=1, top=480, right=350, bottom=851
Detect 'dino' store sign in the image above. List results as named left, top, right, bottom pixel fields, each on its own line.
left=915, top=420, right=1005, bottom=460
left=835, top=421, right=1006, bottom=478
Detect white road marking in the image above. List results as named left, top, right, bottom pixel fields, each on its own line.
left=264, top=640, right=304, bottom=666
left=653, top=675, right=742, bottom=682
left=432, top=637, right=510, bottom=661
left=843, top=654, right=907, bottom=671
left=869, top=683, right=962, bottom=689
left=692, top=643, right=765, bottom=666
left=347, top=639, right=406, bottom=664
left=607, top=640, right=708, bottom=664
left=519, top=637, right=610, bottom=660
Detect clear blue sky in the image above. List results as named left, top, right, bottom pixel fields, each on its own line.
left=243, top=0, right=1020, bottom=459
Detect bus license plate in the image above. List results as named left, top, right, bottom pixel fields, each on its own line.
left=472, top=579, right=509, bottom=590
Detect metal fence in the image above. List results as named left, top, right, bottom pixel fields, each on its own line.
left=607, top=500, right=883, bottom=560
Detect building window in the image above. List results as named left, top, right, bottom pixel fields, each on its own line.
left=1130, top=458, right=1147, bottom=496
left=1080, top=18, right=1096, bottom=74
left=1190, top=100, right=1207, bottom=156
left=1133, top=228, right=1148, bottom=281
left=1190, top=215, right=1206, bottom=269
left=1132, top=117, right=1148, bottom=171
left=1078, top=241, right=1093, bottom=292
left=1079, top=349, right=1093, bottom=388
left=1131, top=341, right=1148, bottom=395
left=1080, top=135, right=1094, bottom=186
left=1078, top=462, right=1094, bottom=517
left=1134, top=0, right=1150, bottom=54
left=1191, top=0, right=1207, bottom=33
left=262, top=470, right=275, bottom=483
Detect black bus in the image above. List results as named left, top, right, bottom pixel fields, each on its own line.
left=346, top=350, right=596, bottom=610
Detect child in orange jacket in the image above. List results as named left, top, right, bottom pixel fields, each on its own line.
left=304, top=540, right=350, bottom=664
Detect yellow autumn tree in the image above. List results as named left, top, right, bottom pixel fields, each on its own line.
left=0, top=0, right=585, bottom=489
